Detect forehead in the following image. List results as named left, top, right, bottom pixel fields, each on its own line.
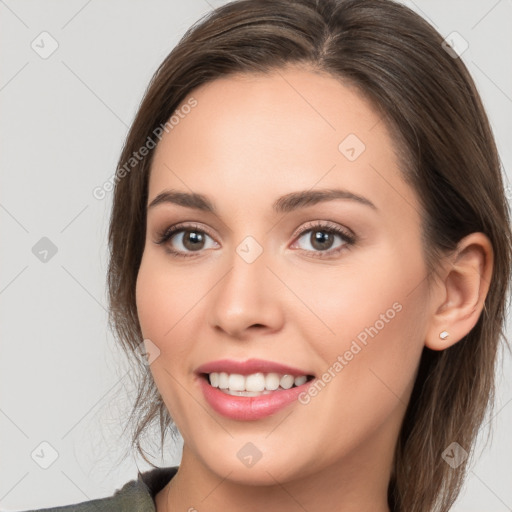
left=148, top=66, right=418, bottom=218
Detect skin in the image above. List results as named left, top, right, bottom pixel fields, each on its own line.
left=135, top=65, right=493, bottom=512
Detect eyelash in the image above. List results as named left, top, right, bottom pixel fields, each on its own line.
left=154, top=221, right=356, bottom=259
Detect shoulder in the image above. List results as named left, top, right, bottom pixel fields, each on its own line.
left=16, top=466, right=179, bottom=512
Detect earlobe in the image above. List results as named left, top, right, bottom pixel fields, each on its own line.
left=425, top=232, right=493, bottom=351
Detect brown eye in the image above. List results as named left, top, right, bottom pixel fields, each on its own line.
left=155, top=224, right=218, bottom=258
left=179, top=230, right=207, bottom=251
left=308, top=230, right=337, bottom=251
left=292, top=222, right=356, bottom=259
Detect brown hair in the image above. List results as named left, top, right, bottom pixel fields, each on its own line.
left=107, top=0, right=512, bottom=510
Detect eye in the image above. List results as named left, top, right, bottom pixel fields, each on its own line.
left=154, top=223, right=218, bottom=258
left=154, top=220, right=356, bottom=259
left=290, top=221, right=356, bottom=258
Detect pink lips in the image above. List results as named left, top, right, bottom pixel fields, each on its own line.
left=195, top=358, right=315, bottom=421
left=195, top=358, right=312, bottom=377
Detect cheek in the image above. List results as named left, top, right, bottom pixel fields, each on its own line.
left=291, top=244, right=423, bottom=336
left=290, top=240, right=428, bottom=396
left=136, top=250, right=196, bottom=342
left=136, top=255, right=169, bottom=341
left=135, top=249, right=216, bottom=385
left=135, top=252, right=198, bottom=420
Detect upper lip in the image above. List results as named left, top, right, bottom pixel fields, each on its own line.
left=196, top=358, right=314, bottom=377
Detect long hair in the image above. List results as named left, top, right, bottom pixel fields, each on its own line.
left=106, top=1, right=512, bottom=510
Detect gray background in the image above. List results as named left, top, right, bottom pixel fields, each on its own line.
left=1, top=0, right=511, bottom=510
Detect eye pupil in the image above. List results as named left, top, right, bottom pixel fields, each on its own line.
left=311, top=230, right=334, bottom=250
left=183, top=231, right=205, bottom=251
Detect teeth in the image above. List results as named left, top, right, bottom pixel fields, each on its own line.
left=294, top=375, right=307, bottom=386
left=228, top=373, right=245, bottom=391
left=218, top=372, right=229, bottom=389
left=209, top=372, right=220, bottom=388
left=246, top=372, right=266, bottom=392
left=207, top=371, right=310, bottom=393
left=280, top=374, right=295, bottom=389
left=266, top=373, right=280, bottom=391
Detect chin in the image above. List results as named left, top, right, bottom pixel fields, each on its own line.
left=195, top=442, right=317, bottom=487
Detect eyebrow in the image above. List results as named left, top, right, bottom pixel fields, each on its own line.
left=147, top=188, right=377, bottom=213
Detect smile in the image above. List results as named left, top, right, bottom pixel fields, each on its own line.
left=206, top=372, right=311, bottom=396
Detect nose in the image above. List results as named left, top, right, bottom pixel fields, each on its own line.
left=207, top=245, right=285, bottom=340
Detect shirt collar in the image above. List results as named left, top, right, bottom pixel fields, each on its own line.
left=137, top=466, right=179, bottom=500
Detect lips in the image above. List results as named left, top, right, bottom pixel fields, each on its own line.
left=195, top=358, right=314, bottom=377
left=195, top=358, right=316, bottom=421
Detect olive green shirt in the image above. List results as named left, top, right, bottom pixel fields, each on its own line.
left=20, top=466, right=178, bottom=512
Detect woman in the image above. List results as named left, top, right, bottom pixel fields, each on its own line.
left=23, top=0, right=511, bottom=510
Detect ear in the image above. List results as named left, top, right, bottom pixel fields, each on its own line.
left=425, top=232, right=494, bottom=351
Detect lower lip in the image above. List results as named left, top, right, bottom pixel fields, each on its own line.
left=198, top=375, right=314, bottom=421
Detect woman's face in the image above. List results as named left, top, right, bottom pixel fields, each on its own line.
left=136, top=65, right=432, bottom=486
